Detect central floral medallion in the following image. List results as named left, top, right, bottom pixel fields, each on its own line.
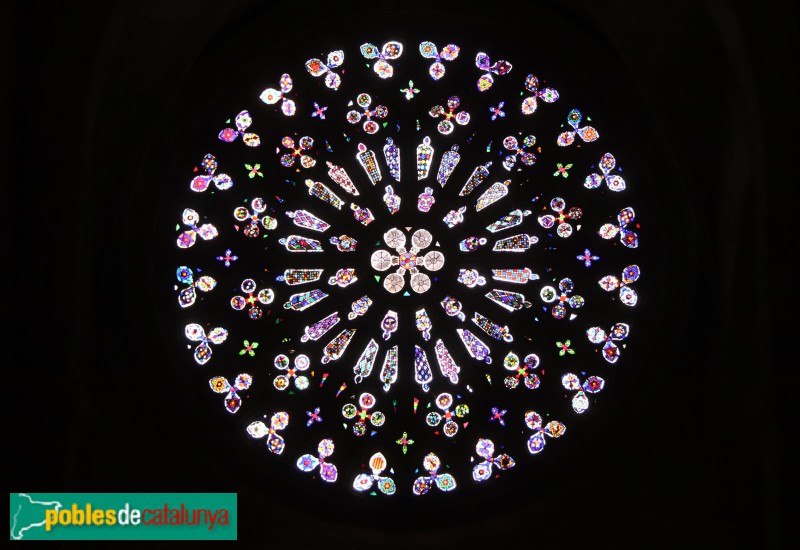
left=370, top=228, right=445, bottom=294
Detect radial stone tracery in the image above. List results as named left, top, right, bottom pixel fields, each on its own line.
left=171, top=37, right=643, bottom=498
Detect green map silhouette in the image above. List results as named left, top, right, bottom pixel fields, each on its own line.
left=9, top=494, right=62, bottom=540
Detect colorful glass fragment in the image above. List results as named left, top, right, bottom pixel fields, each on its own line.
left=330, top=234, right=358, bottom=252
left=383, top=137, right=401, bottom=181
left=300, top=311, right=340, bottom=342
left=472, top=312, right=513, bottom=342
left=328, top=268, right=357, bottom=288
left=322, top=328, right=357, bottom=364
left=413, top=452, right=457, bottom=494
left=485, top=289, right=532, bottom=312
left=353, top=452, right=395, bottom=495
left=540, top=278, right=585, bottom=319
left=586, top=323, right=630, bottom=363
left=176, top=266, right=216, bottom=308
left=557, top=108, right=599, bottom=146
left=383, top=185, right=401, bottom=214
left=326, top=161, right=359, bottom=196
left=246, top=412, right=289, bottom=455
left=457, top=268, right=486, bottom=288
left=347, top=94, right=388, bottom=134
left=356, top=142, right=382, bottom=184
left=348, top=295, right=372, bottom=320
left=457, top=329, right=492, bottom=364
left=297, top=438, right=339, bottom=483
left=562, top=372, right=605, bottom=414
left=440, top=295, right=466, bottom=321
left=415, top=308, right=433, bottom=341
left=459, top=162, right=492, bottom=196
left=283, top=289, right=328, bottom=311
left=493, top=233, right=538, bottom=252
left=538, top=197, right=583, bottom=238
left=472, top=438, right=514, bottom=481
left=475, top=180, right=510, bottom=211
left=437, top=145, right=461, bottom=187
left=430, top=96, right=470, bottom=134
left=185, top=323, right=228, bottom=365
left=277, top=268, right=323, bottom=286
left=401, top=80, right=420, bottom=99
left=418, top=187, right=435, bottom=212
left=419, top=41, right=460, bottom=80
left=234, top=198, right=277, bottom=238
left=190, top=153, right=233, bottom=192
left=521, top=74, right=559, bottom=115
left=585, top=152, right=626, bottom=191
left=350, top=203, right=374, bottom=226
left=598, top=207, right=639, bottom=248
left=342, top=392, right=385, bottom=436
left=414, top=345, right=433, bottom=392
left=379, top=345, right=399, bottom=392
left=502, top=352, right=540, bottom=390
left=286, top=210, right=330, bottom=232
left=259, top=74, right=296, bottom=116
left=177, top=208, right=218, bottom=249
left=598, top=264, right=640, bottom=306
left=353, top=339, right=380, bottom=383
left=381, top=310, right=398, bottom=340
left=425, top=392, right=469, bottom=438
left=417, top=136, right=434, bottom=180
left=279, top=135, right=316, bottom=168
left=459, top=236, right=486, bottom=252
left=306, top=179, right=344, bottom=209
left=491, top=268, right=538, bottom=284
left=209, top=373, right=252, bottom=413
left=218, top=110, right=260, bottom=146
left=279, top=235, right=324, bottom=252
left=525, top=410, right=565, bottom=454
left=230, top=278, right=275, bottom=320
left=273, top=353, right=311, bottom=391
left=305, top=50, right=344, bottom=90
left=443, top=206, right=467, bottom=227
left=475, top=52, right=512, bottom=92
left=433, top=339, right=460, bottom=384
left=487, top=209, right=532, bottom=233
left=360, top=41, right=403, bottom=79
left=502, top=135, right=536, bottom=170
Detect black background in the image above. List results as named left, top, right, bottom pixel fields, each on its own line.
left=5, top=1, right=793, bottom=548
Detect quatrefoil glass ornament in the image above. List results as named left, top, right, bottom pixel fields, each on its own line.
left=425, top=393, right=469, bottom=437
left=370, top=228, right=442, bottom=295
left=272, top=354, right=311, bottom=391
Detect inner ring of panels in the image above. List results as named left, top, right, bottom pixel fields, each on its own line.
left=173, top=38, right=642, bottom=497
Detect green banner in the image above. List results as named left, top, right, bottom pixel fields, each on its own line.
left=9, top=493, right=237, bottom=540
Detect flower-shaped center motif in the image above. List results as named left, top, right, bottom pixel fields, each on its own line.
left=370, top=228, right=444, bottom=294
left=398, top=252, right=417, bottom=270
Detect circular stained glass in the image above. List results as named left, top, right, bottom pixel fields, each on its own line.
left=171, top=37, right=643, bottom=497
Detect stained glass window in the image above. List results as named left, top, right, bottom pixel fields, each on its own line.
left=170, top=37, right=644, bottom=498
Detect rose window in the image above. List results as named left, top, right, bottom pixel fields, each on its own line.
left=170, top=36, right=644, bottom=499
